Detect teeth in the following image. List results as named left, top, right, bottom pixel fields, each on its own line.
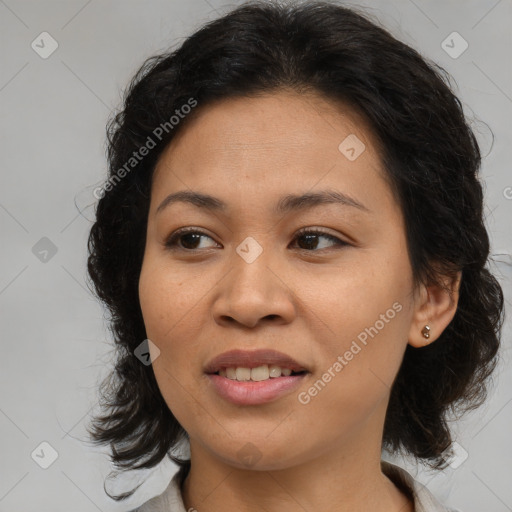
left=218, top=364, right=298, bottom=381
left=251, top=365, right=269, bottom=381
left=235, top=367, right=251, bottom=381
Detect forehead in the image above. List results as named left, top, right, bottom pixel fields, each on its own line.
left=150, top=90, right=393, bottom=216
left=155, top=91, right=377, bottom=167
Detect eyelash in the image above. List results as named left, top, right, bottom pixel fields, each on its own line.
left=164, top=227, right=349, bottom=252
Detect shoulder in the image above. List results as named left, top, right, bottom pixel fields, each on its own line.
left=381, top=460, right=463, bottom=512
left=128, top=469, right=188, bottom=512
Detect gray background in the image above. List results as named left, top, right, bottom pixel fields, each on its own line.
left=1, top=0, right=511, bottom=511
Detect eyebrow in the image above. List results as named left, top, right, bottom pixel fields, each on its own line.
left=156, top=189, right=371, bottom=216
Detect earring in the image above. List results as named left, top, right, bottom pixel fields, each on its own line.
left=421, top=325, right=431, bottom=339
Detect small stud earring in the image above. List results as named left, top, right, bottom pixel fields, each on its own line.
left=421, top=325, right=431, bottom=339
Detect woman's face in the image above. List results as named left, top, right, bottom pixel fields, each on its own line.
left=139, top=90, right=422, bottom=469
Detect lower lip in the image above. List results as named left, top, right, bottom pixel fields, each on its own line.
left=206, top=373, right=308, bottom=406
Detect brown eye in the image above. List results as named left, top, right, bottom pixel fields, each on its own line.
left=165, top=228, right=218, bottom=251
left=292, top=229, right=348, bottom=251
left=164, top=227, right=349, bottom=252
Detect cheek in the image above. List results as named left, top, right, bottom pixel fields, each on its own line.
left=138, top=261, right=208, bottom=425
left=297, top=308, right=409, bottom=444
left=301, top=255, right=411, bottom=414
left=139, top=257, right=198, bottom=340
left=138, top=257, right=213, bottom=385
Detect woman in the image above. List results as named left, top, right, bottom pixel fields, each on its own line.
left=86, top=1, right=504, bottom=511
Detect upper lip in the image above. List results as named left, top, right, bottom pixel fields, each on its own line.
left=204, top=349, right=309, bottom=374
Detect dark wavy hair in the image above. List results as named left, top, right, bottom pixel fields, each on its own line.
left=86, top=0, right=505, bottom=501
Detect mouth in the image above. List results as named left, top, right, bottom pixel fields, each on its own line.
left=206, top=370, right=309, bottom=406
left=210, top=365, right=308, bottom=381
left=204, top=348, right=309, bottom=375
left=204, top=349, right=310, bottom=405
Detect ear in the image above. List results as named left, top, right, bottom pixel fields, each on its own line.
left=408, top=270, right=462, bottom=348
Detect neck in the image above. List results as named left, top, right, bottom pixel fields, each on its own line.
left=181, top=432, right=413, bottom=512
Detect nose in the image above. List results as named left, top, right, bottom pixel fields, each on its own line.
left=211, top=247, right=296, bottom=329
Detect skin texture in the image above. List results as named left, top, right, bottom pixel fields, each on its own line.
left=138, top=90, right=461, bottom=512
